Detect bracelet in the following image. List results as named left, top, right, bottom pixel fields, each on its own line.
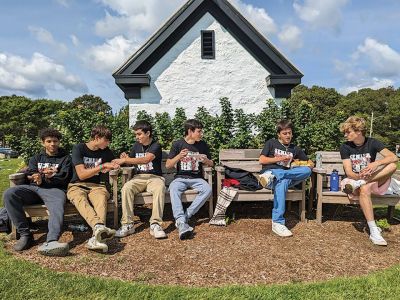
left=99, top=164, right=103, bottom=171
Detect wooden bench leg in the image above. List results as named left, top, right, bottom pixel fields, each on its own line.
left=387, top=205, right=395, bottom=220
left=300, top=198, right=306, bottom=223
left=287, top=201, right=292, bottom=212
left=208, top=197, right=214, bottom=219
left=316, top=197, right=323, bottom=224
left=308, top=173, right=316, bottom=213
left=10, top=223, right=17, bottom=240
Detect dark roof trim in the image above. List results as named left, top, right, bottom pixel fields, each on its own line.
left=115, top=74, right=150, bottom=100
left=266, top=74, right=302, bottom=98
left=115, top=74, right=151, bottom=86
left=266, top=74, right=302, bottom=87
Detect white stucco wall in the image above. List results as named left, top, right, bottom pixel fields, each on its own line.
left=129, top=12, right=274, bottom=125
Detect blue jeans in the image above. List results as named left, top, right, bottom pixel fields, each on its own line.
left=169, top=177, right=212, bottom=223
left=261, top=167, right=311, bottom=225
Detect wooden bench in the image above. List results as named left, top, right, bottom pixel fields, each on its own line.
left=313, top=151, right=400, bottom=224
left=215, top=149, right=307, bottom=221
left=8, top=170, right=119, bottom=237
left=120, top=151, right=214, bottom=219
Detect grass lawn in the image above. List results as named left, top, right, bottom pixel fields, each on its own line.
left=0, top=239, right=399, bottom=300
left=0, top=158, right=23, bottom=207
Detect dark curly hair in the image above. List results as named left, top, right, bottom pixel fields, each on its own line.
left=39, top=128, right=62, bottom=141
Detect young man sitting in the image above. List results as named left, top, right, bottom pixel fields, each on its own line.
left=67, top=125, right=120, bottom=253
left=166, top=119, right=213, bottom=240
left=259, top=119, right=313, bottom=237
left=113, top=120, right=167, bottom=239
left=4, top=128, right=72, bottom=256
left=339, top=116, right=398, bottom=246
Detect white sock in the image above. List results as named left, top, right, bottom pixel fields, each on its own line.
left=355, top=179, right=367, bottom=187
left=367, top=220, right=378, bottom=232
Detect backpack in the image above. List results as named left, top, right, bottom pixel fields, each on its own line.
left=0, top=207, right=11, bottom=234
left=224, top=165, right=262, bottom=191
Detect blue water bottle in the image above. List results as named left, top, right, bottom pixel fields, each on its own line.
left=330, top=169, right=340, bottom=192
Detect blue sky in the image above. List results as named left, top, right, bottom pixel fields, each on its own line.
left=1, top=0, right=399, bottom=111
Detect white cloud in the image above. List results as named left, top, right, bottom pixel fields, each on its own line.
left=0, top=52, right=87, bottom=96
left=355, top=38, right=400, bottom=77
left=84, top=35, right=137, bottom=73
left=230, top=0, right=278, bottom=37
left=278, top=25, right=302, bottom=51
left=335, top=38, right=400, bottom=94
left=70, top=34, right=79, bottom=46
left=28, top=26, right=68, bottom=53
left=293, top=0, right=348, bottom=31
left=95, top=0, right=186, bottom=41
left=338, top=78, right=394, bottom=95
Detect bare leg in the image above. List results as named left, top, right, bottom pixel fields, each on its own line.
left=367, top=163, right=397, bottom=186
left=358, top=184, right=374, bottom=221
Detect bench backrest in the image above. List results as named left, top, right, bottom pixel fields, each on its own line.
left=219, top=149, right=262, bottom=173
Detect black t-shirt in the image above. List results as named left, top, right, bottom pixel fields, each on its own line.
left=168, top=139, right=211, bottom=179
left=71, top=143, right=115, bottom=184
left=129, top=140, right=162, bottom=176
left=261, top=139, right=308, bottom=170
left=340, top=137, right=385, bottom=174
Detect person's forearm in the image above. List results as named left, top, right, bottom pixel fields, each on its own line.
left=123, top=156, right=153, bottom=165
left=166, top=156, right=180, bottom=169
left=76, top=165, right=103, bottom=180
left=259, top=156, right=278, bottom=165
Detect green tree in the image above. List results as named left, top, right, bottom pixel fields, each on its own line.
left=110, top=106, right=135, bottom=155
left=229, top=110, right=256, bottom=149
left=255, top=99, right=281, bottom=147
left=171, top=108, right=187, bottom=141
left=70, top=94, right=112, bottom=115
left=154, top=112, right=173, bottom=149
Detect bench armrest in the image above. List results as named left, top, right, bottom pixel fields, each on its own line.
left=215, top=165, right=225, bottom=173
left=312, top=167, right=327, bottom=174
left=9, top=173, right=26, bottom=187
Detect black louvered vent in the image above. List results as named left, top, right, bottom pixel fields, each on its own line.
left=201, top=30, right=215, bottom=59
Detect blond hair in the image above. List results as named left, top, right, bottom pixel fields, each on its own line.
left=339, top=116, right=367, bottom=136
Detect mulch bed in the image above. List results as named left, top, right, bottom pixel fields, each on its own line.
left=4, top=202, right=400, bottom=287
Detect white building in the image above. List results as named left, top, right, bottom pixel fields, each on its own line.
left=113, top=0, right=303, bottom=125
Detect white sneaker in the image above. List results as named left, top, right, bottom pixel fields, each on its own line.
left=115, top=224, right=135, bottom=238
left=150, top=223, right=167, bottom=239
left=94, top=224, right=116, bottom=242
left=342, top=179, right=366, bottom=194
left=86, top=236, right=108, bottom=253
left=369, top=227, right=387, bottom=246
left=272, top=222, right=293, bottom=237
left=259, top=171, right=275, bottom=188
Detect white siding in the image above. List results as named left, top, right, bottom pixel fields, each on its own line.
left=129, top=12, right=274, bottom=125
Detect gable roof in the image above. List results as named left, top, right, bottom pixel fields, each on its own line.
left=113, top=0, right=303, bottom=99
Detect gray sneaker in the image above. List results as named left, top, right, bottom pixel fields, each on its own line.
left=94, top=224, right=116, bottom=243
left=175, top=220, right=193, bottom=240
left=38, top=241, right=69, bottom=257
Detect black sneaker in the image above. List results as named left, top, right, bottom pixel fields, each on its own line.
left=14, top=234, right=34, bottom=251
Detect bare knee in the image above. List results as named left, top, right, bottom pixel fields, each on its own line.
left=359, top=184, right=372, bottom=196
left=387, top=163, right=397, bottom=174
